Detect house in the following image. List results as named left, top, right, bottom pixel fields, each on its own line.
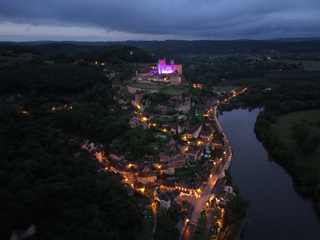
left=159, top=154, right=171, bottom=163
left=145, top=183, right=159, bottom=196
left=186, top=123, right=202, bottom=138
left=176, top=139, right=188, bottom=153
left=132, top=181, right=146, bottom=192
left=137, top=171, right=157, bottom=184
left=210, top=177, right=227, bottom=203
left=160, top=165, right=175, bottom=175
left=175, top=214, right=188, bottom=237
left=109, top=149, right=126, bottom=161
left=167, top=157, right=185, bottom=169
left=159, top=180, right=176, bottom=192
left=175, top=178, right=202, bottom=197
left=211, top=136, right=223, bottom=147
left=154, top=188, right=171, bottom=210
left=80, top=139, right=105, bottom=161
left=184, top=146, right=202, bottom=161
left=170, top=150, right=182, bottom=160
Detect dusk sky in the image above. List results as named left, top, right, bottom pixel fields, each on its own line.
left=1, top=0, right=320, bottom=41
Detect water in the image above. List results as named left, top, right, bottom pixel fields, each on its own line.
left=218, top=107, right=320, bottom=240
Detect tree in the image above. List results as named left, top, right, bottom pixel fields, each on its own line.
left=226, top=195, right=250, bottom=220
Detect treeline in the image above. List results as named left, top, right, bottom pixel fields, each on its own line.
left=2, top=39, right=320, bottom=59
left=78, top=45, right=158, bottom=64
left=0, top=62, right=109, bottom=96
left=0, top=109, right=141, bottom=240
left=0, top=46, right=161, bottom=239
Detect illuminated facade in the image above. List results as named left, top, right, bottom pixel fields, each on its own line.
left=157, top=58, right=182, bottom=75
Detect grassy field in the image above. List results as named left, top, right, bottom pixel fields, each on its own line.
left=129, top=82, right=163, bottom=90
left=135, top=209, right=153, bottom=240
left=271, top=109, right=320, bottom=171
left=160, top=87, right=185, bottom=95
left=175, top=164, right=202, bottom=177
left=278, top=60, right=320, bottom=71
left=121, top=86, right=135, bottom=100
left=302, top=61, right=320, bottom=71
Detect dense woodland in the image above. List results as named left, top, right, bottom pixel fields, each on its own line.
left=0, top=109, right=141, bottom=240
left=0, top=45, right=159, bottom=239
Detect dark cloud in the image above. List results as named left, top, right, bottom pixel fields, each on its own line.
left=0, top=0, right=320, bottom=39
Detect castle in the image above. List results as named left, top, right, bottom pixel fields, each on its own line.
left=136, top=58, right=183, bottom=85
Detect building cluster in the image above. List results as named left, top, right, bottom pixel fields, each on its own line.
left=136, top=58, right=183, bottom=86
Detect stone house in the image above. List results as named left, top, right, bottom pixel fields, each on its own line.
left=137, top=171, right=157, bottom=184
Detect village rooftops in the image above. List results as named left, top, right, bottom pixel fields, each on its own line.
left=159, top=179, right=175, bottom=188
left=137, top=171, right=157, bottom=178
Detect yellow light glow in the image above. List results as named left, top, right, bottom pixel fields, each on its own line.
left=52, top=107, right=55, bottom=110
left=186, top=219, right=189, bottom=222
left=95, top=62, right=98, bottom=64
left=163, top=129, right=167, bottom=132
left=101, top=63, right=104, bottom=65
left=137, top=105, right=140, bottom=109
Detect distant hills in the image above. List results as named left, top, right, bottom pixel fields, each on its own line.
left=1, top=37, right=320, bottom=56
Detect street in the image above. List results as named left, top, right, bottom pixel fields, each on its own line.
left=181, top=105, right=232, bottom=240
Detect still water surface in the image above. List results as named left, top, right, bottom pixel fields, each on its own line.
left=218, top=107, right=320, bottom=240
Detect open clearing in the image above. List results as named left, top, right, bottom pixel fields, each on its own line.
left=129, top=82, right=163, bottom=90
left=160, top=87, right=186, bottom=95
left=271, top=109, right=320, bottom=171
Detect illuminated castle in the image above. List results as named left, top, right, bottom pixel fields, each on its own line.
left=157, top=58, right=182, bottom=75
left=136, top=58, right=183, bottom=85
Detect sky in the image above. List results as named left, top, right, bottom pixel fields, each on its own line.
left=0, top=0, right=320, bottom=42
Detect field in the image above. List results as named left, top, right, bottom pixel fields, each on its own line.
left=302, top=61, right=320, bottom=71
left=129, top=82, right=163, bottom=90
left=160, top=87, right=186, bottom=95
left=175, top=164, right=202, bottom=177
left=121, top=86, right=135, bottom=100
left=278, top=60, right=320, bottom=71
left=271, top=110, right=320, bottom=171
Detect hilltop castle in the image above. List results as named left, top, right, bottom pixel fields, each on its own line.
left=136, top=58, right=183, bottom=85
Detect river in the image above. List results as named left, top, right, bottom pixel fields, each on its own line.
left=217, top=107, right=320, bottom=240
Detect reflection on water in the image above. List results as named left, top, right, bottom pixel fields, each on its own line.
left=218, top=107, right=320, bottom=240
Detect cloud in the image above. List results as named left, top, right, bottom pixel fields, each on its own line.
left=0, top=0, right=320, bottom=40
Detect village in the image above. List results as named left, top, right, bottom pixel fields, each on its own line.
left=76, top=58, right=237, bottom=240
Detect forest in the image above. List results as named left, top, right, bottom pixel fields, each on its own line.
left=0, top=45, right=159, bottom=239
